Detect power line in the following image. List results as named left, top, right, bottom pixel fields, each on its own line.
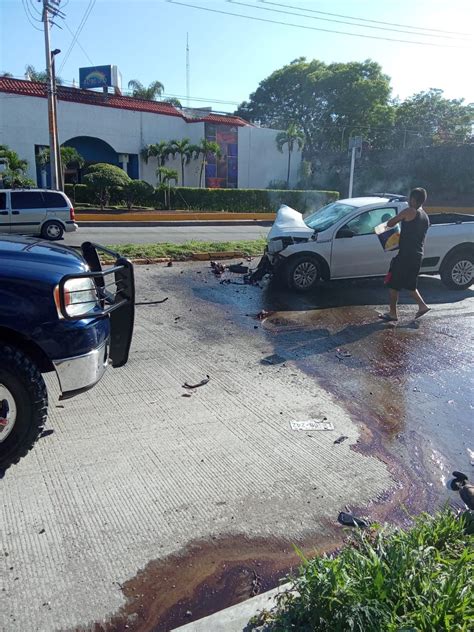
left=260, top=0, right=472, bottom=38
left=63, top=20, right=94, bottom=65
left=230, top=0, right=466, bottom=41
left=166, top=1, right=467, bottom=48
left=21, top=0, right=43, bottom=31
left=59, top=0, right=96, bottom=72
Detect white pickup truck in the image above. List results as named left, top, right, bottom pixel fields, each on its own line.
left=261, top=195, right=474, bottom=292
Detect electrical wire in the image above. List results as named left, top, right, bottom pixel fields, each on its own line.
left=21, top=0, right=43, bottom=31
left=166, top=0, right=467, bottom=48
left=230, top=0, right=466, bottom=41
left=63, top=21, right=95, bottom=65
left=59, top=0, right=96, bottom=72
left=259, top=0, right=472, bottom=38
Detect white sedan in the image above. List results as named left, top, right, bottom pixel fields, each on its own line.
left=263, top=195, right=474, bottom=291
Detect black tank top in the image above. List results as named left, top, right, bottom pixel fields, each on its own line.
left=399, top=208, right=430, bottom=257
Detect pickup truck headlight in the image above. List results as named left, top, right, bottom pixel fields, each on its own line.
left=54, top=277, right=99, bottom=318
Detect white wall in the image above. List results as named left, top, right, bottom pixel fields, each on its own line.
left=0, top=92, right=301, bottom=189
left=238, top=126, right=302, bottom=189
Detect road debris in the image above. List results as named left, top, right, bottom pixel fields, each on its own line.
left=335, top=349, right=352, bottom=360
left=228, top=263, right=249, bottom=274
left=290, top=419, right=334, bottom=431
left=182, top=393, right=193, bottom=398
left=256, top=310, right=274, bottom=320
left=337, top=512, right=369, bottom=528
left=261, top=354, right=286, bottom=365
left=250, top=569, right=263, bottom=596
left=210, top=261, right=225, bottom=275
left=39, top=429, right=55, bottom=439
left=334, top=435, right=349, bottom=445
left=167, top=261, right=173, bottom=267
left=135, top=297, right=169, bottom=306
left=183, top=375, right=210, bottom=389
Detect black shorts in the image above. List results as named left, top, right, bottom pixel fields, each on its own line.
left=386, top=254, right=422, bottom=291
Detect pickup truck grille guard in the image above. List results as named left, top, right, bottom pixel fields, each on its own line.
left=57, top=242, right=135, bottom=368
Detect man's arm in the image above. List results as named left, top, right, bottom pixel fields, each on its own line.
left=387, top=207, right=415, bottom=228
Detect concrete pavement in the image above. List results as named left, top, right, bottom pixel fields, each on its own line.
left=1, top=263, right=472, bottom=632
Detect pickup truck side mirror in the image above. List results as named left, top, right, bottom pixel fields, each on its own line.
left=336, top=227, right=355, bottom=239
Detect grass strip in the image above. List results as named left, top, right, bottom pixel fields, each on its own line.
left=248, top=509, right=474, bottom=631
left=104, top=238, right=267, bottom=260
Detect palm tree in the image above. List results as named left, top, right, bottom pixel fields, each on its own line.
left=276, top=123, right=305, bottom=188
left=36, top=146, right=84, bottom=185
left=25, top=64, right=63, bottom=85
left=1, top=72, right=13, bottom=78
left=169, top=138, right=196, bottom=186
left=158, top=167, right=179, bottom=209
left=141, top=141, right=172, bottom=183
left=196, top=139, right=221, bottom=188
left=127, top=79, right=164, bottom=100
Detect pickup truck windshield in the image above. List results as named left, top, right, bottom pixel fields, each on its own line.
left=305, top=202, right=356, bottom=233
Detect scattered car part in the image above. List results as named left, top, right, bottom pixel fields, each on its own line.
left=183, top=375, right=210, bottom=389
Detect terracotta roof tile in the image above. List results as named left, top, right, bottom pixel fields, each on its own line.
left=0, top=77, right=249, bottom=127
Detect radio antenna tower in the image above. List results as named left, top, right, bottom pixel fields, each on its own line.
left=186, top=33, right=190, bottom=107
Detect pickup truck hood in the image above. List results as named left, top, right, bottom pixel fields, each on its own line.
left=268, top=205, right=314, bottom=240
left=0, top=236, right=87, bottom=283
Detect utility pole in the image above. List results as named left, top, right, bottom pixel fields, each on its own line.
left=42, top=0, right=64, bottom=190
left=348, top=146, right=356, bottom=198
left=186, top=33, right=190, bottom=107
left=51, top=49, right=63, bottom=190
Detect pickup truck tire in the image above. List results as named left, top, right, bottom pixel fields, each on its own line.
left=41, top=220, right=64, bottom=240
left=440, top=250, right=474, bottom=290
left=285, top=254, right=321, bottom=292
left=0, top=345, right=48, bottom=471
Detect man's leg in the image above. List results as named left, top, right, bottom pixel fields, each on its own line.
left=389, top=289, right=399, bottom=319
left=411, top=289, right=430, bottom=318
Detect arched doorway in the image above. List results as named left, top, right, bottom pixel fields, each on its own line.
left=62, top=136, right=119, bottom=183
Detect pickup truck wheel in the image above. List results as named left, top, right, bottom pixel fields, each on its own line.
left=41, top=220, right=64, bottom=240
left=285, top=255, right=321, bottom=292
left=0, top=345, right=48, bottom=471
left=440, top=250, right=474, bottom=290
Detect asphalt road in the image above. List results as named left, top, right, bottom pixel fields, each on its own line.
left=64, top=223, right=270, bottom=245
left=2, top=263, right=473, bottom=632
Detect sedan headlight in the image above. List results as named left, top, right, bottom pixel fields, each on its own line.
left=54, top=277, right=100, bottom=318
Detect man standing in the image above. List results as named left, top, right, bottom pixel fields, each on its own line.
left=379, top=188, right=430, bottom=321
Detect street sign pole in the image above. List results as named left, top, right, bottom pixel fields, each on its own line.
left=348, top=146, right=356, bottom=198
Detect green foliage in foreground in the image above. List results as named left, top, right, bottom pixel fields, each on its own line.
left=248, top=509, right=474, bottom=632
left=105, top=238, right=267, bottom=260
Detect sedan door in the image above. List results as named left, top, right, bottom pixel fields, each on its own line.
left=330, top=207, right=397, bottom=279
left=0, top=191, right=9, bottom=234
left=9, top=191, right=46, bottom=235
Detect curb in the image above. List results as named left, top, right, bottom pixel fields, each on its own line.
left=102, top=251, right=261, bottom=264
left=78, top=220, right=273, bottom=228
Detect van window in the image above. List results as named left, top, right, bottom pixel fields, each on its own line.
left=0, top=192, right=6, bottom=210
left=42, top=192, right=68, bottom=208
left=11, top=191, right=44, bottom=209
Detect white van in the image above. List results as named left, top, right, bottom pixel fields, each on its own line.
left=0, top=189, right=78, bottom=240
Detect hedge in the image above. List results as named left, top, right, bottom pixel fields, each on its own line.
left=65, top=183, right=338, bottom=213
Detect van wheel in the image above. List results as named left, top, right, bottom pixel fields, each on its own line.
left=41, top=220, right=64, bottom=240
left=285, top=255, right=321, bottom=292
left=0, top=345, right=48, bottom=472
left=440, top=250, right=474, bottom=290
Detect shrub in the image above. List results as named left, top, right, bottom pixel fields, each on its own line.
left=122, top=179, right=155, bottom=210
left=82, top=163, right=131, bottom=210
left=248, top=509, right=474, bottom=631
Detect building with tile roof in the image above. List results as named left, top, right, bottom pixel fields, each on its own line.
left=0, top=78, right=301, bottom=189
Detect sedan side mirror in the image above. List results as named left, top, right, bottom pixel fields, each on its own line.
left=336, top=227, right=355, bottom=239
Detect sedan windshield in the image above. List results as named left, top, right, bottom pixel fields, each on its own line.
left=304, top=202, right=356, bottom=233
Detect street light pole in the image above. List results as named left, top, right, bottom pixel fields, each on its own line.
left=348, top=146, right=356, bottom=198
left=42, top=0, right=58, bottom=189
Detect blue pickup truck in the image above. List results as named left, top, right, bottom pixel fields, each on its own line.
left=0, top=236, right=135, bottom=470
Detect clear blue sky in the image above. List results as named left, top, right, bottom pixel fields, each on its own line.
left=1, top=0, right=473, bottom=112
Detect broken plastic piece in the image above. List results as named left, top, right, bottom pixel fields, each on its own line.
left=337, top=512, right=369, bottom=528
left=228, top=264, right=249, bottom=274
left=290, top=420, right=334, bottom=431
left=334, top=435, right=349, bottom=445
left=183, top=375, right=210, bottom=389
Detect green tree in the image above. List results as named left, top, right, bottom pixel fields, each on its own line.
left=127, top=79, right=164, bottom=100
left=276, top=123, right=305, bottom=187
left=83, top=163, right=131, bottom=210
left=141, top=141, right=173, bottom=183
left=195, top=139, right=221, bottom=188
left=1, top=72, right=13, bottom=78
left=157, top=167, right=179, bottom=209
left=36, top=146, right=85, bottom=181
left=0, top=144, right=34, bottom=187
left=122, top=179, right=154, bottom=210
left=163, top=97, right=182, bottom=108
left=25, top=64, right=63, bottom=85
left=169, top=138, right=196, bottom=186
left=236, top=58, right=392, bottom=156
left=394, top=89, right=474, bottom=147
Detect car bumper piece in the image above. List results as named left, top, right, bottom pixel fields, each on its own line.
left=53, top=338, right=109, bottom=399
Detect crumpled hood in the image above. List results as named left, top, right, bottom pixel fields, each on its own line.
left=268, top=205, right=314, bottom=240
